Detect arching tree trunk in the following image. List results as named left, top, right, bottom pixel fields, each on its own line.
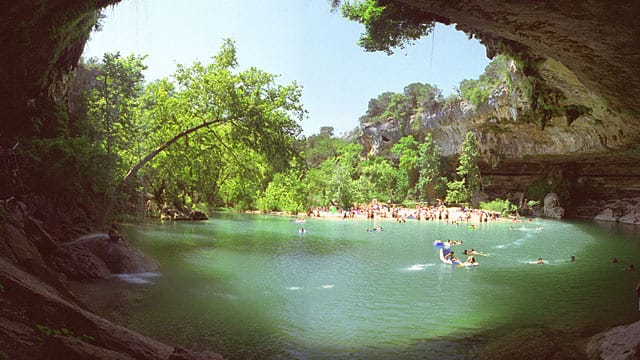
left=99, top=119, right=222, bottom=225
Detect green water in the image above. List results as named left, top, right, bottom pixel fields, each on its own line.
left=76, top=214, right=640, bottom=359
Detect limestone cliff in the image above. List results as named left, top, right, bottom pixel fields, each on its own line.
left=359, top=56, right=640, bottom=221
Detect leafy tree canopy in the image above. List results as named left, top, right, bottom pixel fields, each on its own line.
left=338, top=0, right=436, bottom=55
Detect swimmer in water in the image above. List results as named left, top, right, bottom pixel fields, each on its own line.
left=626, top=264, right=635, bottom=271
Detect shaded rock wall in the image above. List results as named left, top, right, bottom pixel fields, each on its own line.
left=400, top=0, right=640, bottom=117
left=0, top=0, right=122, bottom=138
left=0, top=200, right=221, bottom=359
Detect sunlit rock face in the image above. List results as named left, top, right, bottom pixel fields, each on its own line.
left=359, top=54, right=640, bottom=217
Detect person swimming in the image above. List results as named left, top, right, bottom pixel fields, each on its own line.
left=464, top=254, right=476, bottom=264
left=537, top=257, right=544, bottom=264
left=464, top=248, right=487, bottom=256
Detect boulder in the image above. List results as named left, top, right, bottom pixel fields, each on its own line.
left=56, top=235, right=159, bottom=279
left=586, top=320, right=640, bottom=360
left=0, top=257, right=222, bottom=359
left=594, top=208, right=617, bottom=222
left=543, top=192, right=565, bottom=219
left=619, top=207, right=640, bottom=225
left=188, top=210, right=208, bottom=221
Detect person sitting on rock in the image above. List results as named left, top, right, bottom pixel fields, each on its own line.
left=108, top=223, right=127, bottom=246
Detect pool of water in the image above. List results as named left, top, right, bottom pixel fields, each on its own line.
left=74, top=214, right=640, bottom=359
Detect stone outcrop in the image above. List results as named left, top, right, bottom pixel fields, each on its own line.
left=587, top=320, right=640, bottom=360
left=542, top=192, right=565, bottom=219
left=0, top=201, right=222, bottom=359
left=0, top=257, right=222, bottom=360
left=591, top=198, right=640, bottom=225
left=55, top=234, right=159, bottom=280
left=359, top=58, right=640, bottom=217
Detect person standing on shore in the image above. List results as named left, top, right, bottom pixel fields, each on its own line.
left=636, top=282, right=640, bottom=311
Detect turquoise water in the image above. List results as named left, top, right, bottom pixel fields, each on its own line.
left=76, top=214, right=640, bottom=359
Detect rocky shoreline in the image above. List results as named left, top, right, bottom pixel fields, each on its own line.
left=0, top=199, right=222, bottom=359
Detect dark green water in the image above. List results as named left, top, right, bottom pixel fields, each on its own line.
left=75, top=214, right=640, bottom=359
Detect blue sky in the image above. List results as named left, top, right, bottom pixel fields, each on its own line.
left=83, top=0, right=490, bottom=135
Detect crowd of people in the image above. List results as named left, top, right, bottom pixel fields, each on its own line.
left=305, top=200, right=502, bottom=225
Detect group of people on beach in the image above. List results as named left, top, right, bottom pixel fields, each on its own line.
left=305, top=201, right=502, bottom=224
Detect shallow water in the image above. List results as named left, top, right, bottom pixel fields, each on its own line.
left=74, top=214, right=640, bottom=359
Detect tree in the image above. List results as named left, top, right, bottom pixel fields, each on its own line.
left=324, top=143, right=366, bottom=209
left=459, top=55, right=513, bottom=105
left=87, top=52, right=147, bottom=172
left=103, top=39, right=305, bottom=218
left=358, top=155, right=403, bottom=203
left=391, top=135, right=419, bottom=198
left=403, top=82, right=442, bottom=113
left=445, top=179, right=469, bottom=204
left=339, top=0, right=436, bottom=55
left=457, top=131, right=481, bottom=195
left=415, top=133, right=446, bottom=201
left=446, top=131, right=481, bottom=204
left=257, top=169, right=307, bottom=213
left=360, top=91, right=394, bottom=124
left=304, top=126, right=345, bottom=167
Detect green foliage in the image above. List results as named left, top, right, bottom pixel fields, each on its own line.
left=304, top=126, right=346, bottom=167
left=36, top=324, right=95, bottom=343
left=87, top=52, right=147, bottom=169
left=327, top=143, right=368, bottom=208
left=80, top=39, right=306, bottom=213
left=525, top=176, right=571, bottom=205
left=22, top=135, right=111, bottom=214
left=404, top=82, right=443, bottom=112
left=527, top=200, right=541, bottom=207
left=358, top=155, right=404, bottom=203
left=257, top=170, right=307, bottom=213
left=480, top=198, right=516, bottom=217
left=445, top=179, right=469, bottom=204
left=339, top=0, right=435, bottom=55
left=391, top=135, right=419, bottom=197
left=455, top=131, right=481, bottom=198
left=415, top=133, right=446, bottom=201
left=359, top=83, right=442, bottom=131
left=459, top=55, right=512, bottom=105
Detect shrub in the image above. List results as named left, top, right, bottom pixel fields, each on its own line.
left=480, top=198, right=516, bottom=217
